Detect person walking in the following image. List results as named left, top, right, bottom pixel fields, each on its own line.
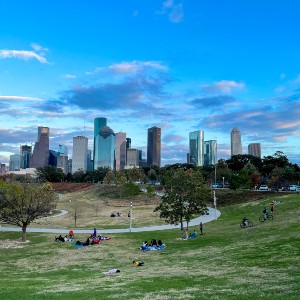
left=270, top=202, right=275, bottom=213
left=199, top=222, right=204, bottom=235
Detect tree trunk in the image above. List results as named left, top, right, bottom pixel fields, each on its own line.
left=22, top=224, right=27, bottom=242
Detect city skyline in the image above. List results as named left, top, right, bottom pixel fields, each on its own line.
left=1, top=1, right=300, bottom=166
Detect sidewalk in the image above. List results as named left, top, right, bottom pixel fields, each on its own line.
left=0, top=207, right=221, bottom=234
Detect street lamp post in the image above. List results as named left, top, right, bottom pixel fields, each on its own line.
left=129, top=201, right=133, bottom=232
left=222, top=177, right=225, bottom=188
left=213, top=190, right=217, bottom=220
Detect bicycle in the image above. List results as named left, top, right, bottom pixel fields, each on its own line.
left=240, top=219, right=253, bottom=228
left=259, top=214, right=273, bottom=222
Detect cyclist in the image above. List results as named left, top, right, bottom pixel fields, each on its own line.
left=263, top=207, right=269, bottom=220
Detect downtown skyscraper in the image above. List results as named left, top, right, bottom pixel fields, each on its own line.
left=248, top=143, right=261, bottom=158
left=30, top=126, right=50, bottom=168
left=115, top=132, right=127, bottom=171
left=147, top=126, right=161, bottom=167
left=204, top=140, right=217, bottom=166
left=231, top=127, right=242, bottom=156
left=189, top=130, right=204, bottom=166
left=72, top=136, right=88, bottom=173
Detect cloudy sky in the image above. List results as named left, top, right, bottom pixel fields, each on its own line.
left=1, top=0, right=300, bottom=166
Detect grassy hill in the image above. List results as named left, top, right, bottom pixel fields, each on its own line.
left=0, top=188, right=299, bottom=299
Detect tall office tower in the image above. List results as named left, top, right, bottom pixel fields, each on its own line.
left=115, top=132, right=127, bottom=171
left=231, top=127, right=242, bottom=156
left=9, top=154, right=20, bottom=171
left=87, top=149, right=93, bottom=171
left=49, top=150, right=59, bottom=167
left=0, top=163, right=6, bottom=174
left=147, top=126, right=161, bottom=167
left=94, top=126, right=116, bottom=170
left=20, top=145, right=32, bottom=169
left=126, top=138, right=131, bottom=149
left=248, top=143, right=261, bottom=158
left=58, top=144, right=68, bottom=156
left=72, top=136, right=88, bottom=173
left=126, top=148, right=140, bottom=168
left=30, top=126, right=50, bottom=168
left=93, top=117, right=107, bottom=165
left=204, top=140, right=217, bottom=166
left=189, top=130, right=204, bottom=166
left=56, top=144, right=69, bottom=173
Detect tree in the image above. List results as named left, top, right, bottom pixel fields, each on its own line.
left=0, top=181, right=57, bottom=241
left=36, top=166, right=65, bottom=182
left=154, top=169, right=209, bottom=229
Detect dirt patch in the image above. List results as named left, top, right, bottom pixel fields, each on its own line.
left=51, top=182, right=94, bottom=193
left=0, top=239, right=30, bottom=249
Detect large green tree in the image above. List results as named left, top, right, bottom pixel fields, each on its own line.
left=0, top=181, right=58, bottom=241
left=154, top=169, right=209, bottom=229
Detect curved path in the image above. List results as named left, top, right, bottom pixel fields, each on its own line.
left=0, top=207, right=221, bottom=234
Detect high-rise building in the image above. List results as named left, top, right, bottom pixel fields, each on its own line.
left=248, top=143, right=261, bottom=158
left=20, top=145, right=32, bottom=169
left=204, top=140, right=217, bottom=166
left=189, top=130, right=204, bottom=166
left=72, top=136, right=88, bottom=173
left=49, top=150, right=59, bottom=167
left=231, top=127, right=242, bottom=156
left=87, top=149, right=93, bottom=171
left=56, top=144, right=69, bottom=173
left=126, top=148, right=140, bottom=168
left=30, top=126, right=50, bottom=168
left=126, top=138, right=131, bottom=149
left=94, top=126, right=116, bottom=170
left=9, top=154, right=20, bottom=171
left=147, top=126, right=161, bottom=167
left=115, top=132, right=127, bottom=171
left=94, top=117, right=107, bottom=167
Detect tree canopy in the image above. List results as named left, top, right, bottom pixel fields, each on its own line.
left=0, top=181, right=58, bottom=241
left=154, top=169, right=209, bottom=229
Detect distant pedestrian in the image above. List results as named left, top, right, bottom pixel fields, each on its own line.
left=199, top=222, right=204, bottom=235
left=270, top=203, right=275, bottom=213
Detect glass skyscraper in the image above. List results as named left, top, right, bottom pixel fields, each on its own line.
left=94, top=117, right=107, bottom=167
left=94, top=126, right=116, bottom=170
left=204, top=140, right=217, bottom=166
left=20, top=145, right=32, bottom=169
left=72, top=136, right=88, bottom=173
left=189, top=130, right=204, bottom=166
left=115, top=132, right=127, bottom=171
left=248, top=143, right=261, bottom=158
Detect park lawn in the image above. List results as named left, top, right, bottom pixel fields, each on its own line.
left=0, top=194, right=299, bottom=300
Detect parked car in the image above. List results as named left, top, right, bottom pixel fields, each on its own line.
left=296, top=186, right=300, bottom=192
left=258, top=185, right=269, bottom=190
left=288, top=185, right=298, bottom=191
left=281, top=186, right=289, bottom=191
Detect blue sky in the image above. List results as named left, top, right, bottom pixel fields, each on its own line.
left=1, top=0, right=300, bottom=166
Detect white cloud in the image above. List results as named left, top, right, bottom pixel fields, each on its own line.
left=158, top=0, right=184, bottom=23
left=275, top=86, right=285, bottom=93
left=202, top=80, right=245, bottom=94
left=0, top=96, right=43, bottom=101
left=64, top=74, right=77, bottom=79
left=31, top=43, right=48, bottom=52
left=279, top=73, right=286, bottom=80
left=0, top=49, right=48, bottom=64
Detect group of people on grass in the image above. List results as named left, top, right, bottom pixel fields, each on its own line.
left=140, top=239, right=166, bottom=251
left=55, top=228, right=110, bottom=246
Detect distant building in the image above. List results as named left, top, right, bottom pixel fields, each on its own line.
left=189, top=130, right=204, bottom=166
left=87, top=149, right=93, bottom=171
left=248, top=143, right=261, bottom=158
left=147, top=126, right=161, bottom=167
left=49, top=150, right=59, bottom=167
left=9, top=154, right=20, bottom=171
left=126, top=148, right=140, bottom=168
left=94, top=126, right=116, bottom=170
left=126, top=138, right=131, bottom=149
left=72, top=136, right=88, bottom=173
left=30, top=126, right=50, bottom=168
left=115, top=132, right=127, bottom=171
left=20, top=145, right=32, bottom=169
left=204, top=140, right=217, bottom=166
left=94, top=117, right=107, bottom=165
left=57, top=144, right=69, bottom=173
left=231, top=127, right=242, bottom=156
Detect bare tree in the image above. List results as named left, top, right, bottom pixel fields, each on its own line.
left=0, top=181, right=58, bottom=241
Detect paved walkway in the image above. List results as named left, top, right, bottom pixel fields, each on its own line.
left=0, top=207, right=221, bottom=234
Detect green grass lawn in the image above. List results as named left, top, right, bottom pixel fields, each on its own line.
left=0, top=194, right=299, bottom=299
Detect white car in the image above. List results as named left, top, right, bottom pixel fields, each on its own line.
left=296, top=186, right=300, bottom=192
left=259, top=185, right=269, bottom=190
left=288, top=185, right=298, bottom=191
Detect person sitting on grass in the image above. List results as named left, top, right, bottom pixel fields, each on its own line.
left=55, top=235, right=65, bottom=242
left=189, top=230, right=197, bottom=238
